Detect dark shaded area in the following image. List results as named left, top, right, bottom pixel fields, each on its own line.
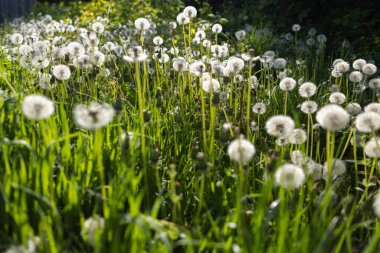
left=0, top=0, right=35, bottom=22
left=187, top=0, right=380, bottom=61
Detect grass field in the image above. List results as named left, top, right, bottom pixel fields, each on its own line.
left=1, top=4, right=380, bottom=253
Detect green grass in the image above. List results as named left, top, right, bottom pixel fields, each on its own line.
left=0, top=5, right=380, bottom=253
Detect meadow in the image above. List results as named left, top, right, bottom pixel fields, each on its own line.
left=0, top=3, right=380, bottom=253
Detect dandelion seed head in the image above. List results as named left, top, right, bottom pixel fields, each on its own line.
left=348, top=71, right=363, bottom=83
left=31, top=55, right=49, bottom=69
left=316, top=104, right=350, bottom=131
left=291, top=150, right=308, bottom=166
left=331, top=68, right=343, bottom=78
left=285, top=33, right=293, bottom=41
left=265, top=115, right=295, bottom=137
left=276, top=136, right=289, bottom=146
left=345, top=102, right=362, bottom=115
left=73, top=102, right=114, bottom=129
left=67, top=42, right=85, bottom=57
left=306, top=38, right=315, bottom=46
left=369, top=78, right=380, bottom=90
left=362, top=63, right=377, bottom=75
left=189, top=61, right=206, bottom=77
left=355, top=112, right=380, bottom=133
left=19, top=45, right=33, bottom=56
left=299, top=82, right=317, bottom=97
left=364, top=103, right=380, bottom=114
left=134, top=18, right=150, bottom=31
left=92, top=51, right=105, bottom=67
left=202, top=77, right=220, bottom=93
left=252, top=102, right=267, bottom=115
left=323, top=159, right=346, bottom=179
left=227, top=136, right=256, bottom=164
left=364, top=138, right=380, bottom=158
left=235, top=30, right=246, bottom=41
left=173, top=57, right=188, bottom=72
left=329, top=92, right=346, bottom=105
left=38, top=73, right=53, bottom=90
left=52, top=64, right=71, bottom=81
left=212, top=24, right=222, bottom=33
left=275, top=163, right=305, bottom=189
left=292, top=24, right=301, bottom=32
left=279, top=77, right=296, bottom=91
left=176, top=13, right=190, bottom=25
left=226, top=57, right=244, bottom=74
left=22, top=94, right=55, bottom=120
left=335, top=61, right=350, bottom=73
left=153, top=36, right=163, bottom=46
left=92, top=22, right=105, bottom=33
left=308, top=28, right=317, bottom=36
left=373, top=194, right=380, bottom=218
left=11, top=33, right=23, bottom=45
left=82, top=216, right=105, bottom=246
left=183, top=6, right=197, bottom=18
left=300, top=100, right=318, bottom=114
left=353, top=59, right=366, bottom=70
left=289, top=129, right=307, bottom=145
left=274, top=58, right=287, bottom=69
left=306, top=160, right=323, bottom=180
left=123, top=46, right=148, bottom=63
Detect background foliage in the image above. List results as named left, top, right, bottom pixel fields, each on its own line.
left=184, top=0, right=380, bottom=62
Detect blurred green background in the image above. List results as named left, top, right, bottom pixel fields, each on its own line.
left=1, top=0, right=380, bottom=61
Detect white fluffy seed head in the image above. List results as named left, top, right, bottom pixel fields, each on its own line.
left=275, top=163, right=305, bottom=189
left=227, top=136, right=256, bottom=164
left=274, top=58, right=287, bottom=69
left=369, top=78, right=380, bottom=89
left=307, top=161, right=323, bottom=180
left=252, top=102, right=267, bottom=115
left=364, top=138, right=380, bottom=158
left=348, top=71, right=363, bottom=83
left=316, top=104, right=350, bottom=132
left=373, top=194, right=380, bottom=218
left=265, top=115, right=295, bottom=137
left=52, top=64, right=71, bottom=81
left=345, top=103, right=362, bottom=116
left=362, top=63, right=377, bottom=75
left=22, top=95, right=55, bottom=120
left=279, top=77, right=296, bottom=91
left=291, top=150, right=308, bottom=166
left=92, top=22, right=105, bottom=33
left=11, top=33, right=23, bottom=45
left=82, top=216, right=105, bottom=246
left=153, top=36, right=163, bottom=46
left=355, top=112, right=380, bottom=133
left=288, top=129, right=307, bottom=145
left=183, top=6, right=197, bottom=18
left=134, top=18, right=150, bottom=31
left=364, top=103, right=380, bottom=114
left=300, top=100, right=318, bottom=114
left=173, top=58, right=188, bottom=72
left=202, top=78, right=220, bottom=93
left=176, top=12, right=190, bottom=25
left=335, top=61, right=350, bottom=73
left=67, top=42, right=85, bottom=57
left=323, top=159, right=346, bottom=179
left=329, top=92, right=346, bottom=105
left=235, top=30, right=246, bottom=41
left=226, top=57, right=244, bottom=74
left=73, top=102, right=115, bottom=129
left=212, top=24, right=222, bottom=33
left=292, top=24, right=301, bottom=32
left=299, top=82, right=317, bottom=97
left=352, top=59, right=366, bottom=70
